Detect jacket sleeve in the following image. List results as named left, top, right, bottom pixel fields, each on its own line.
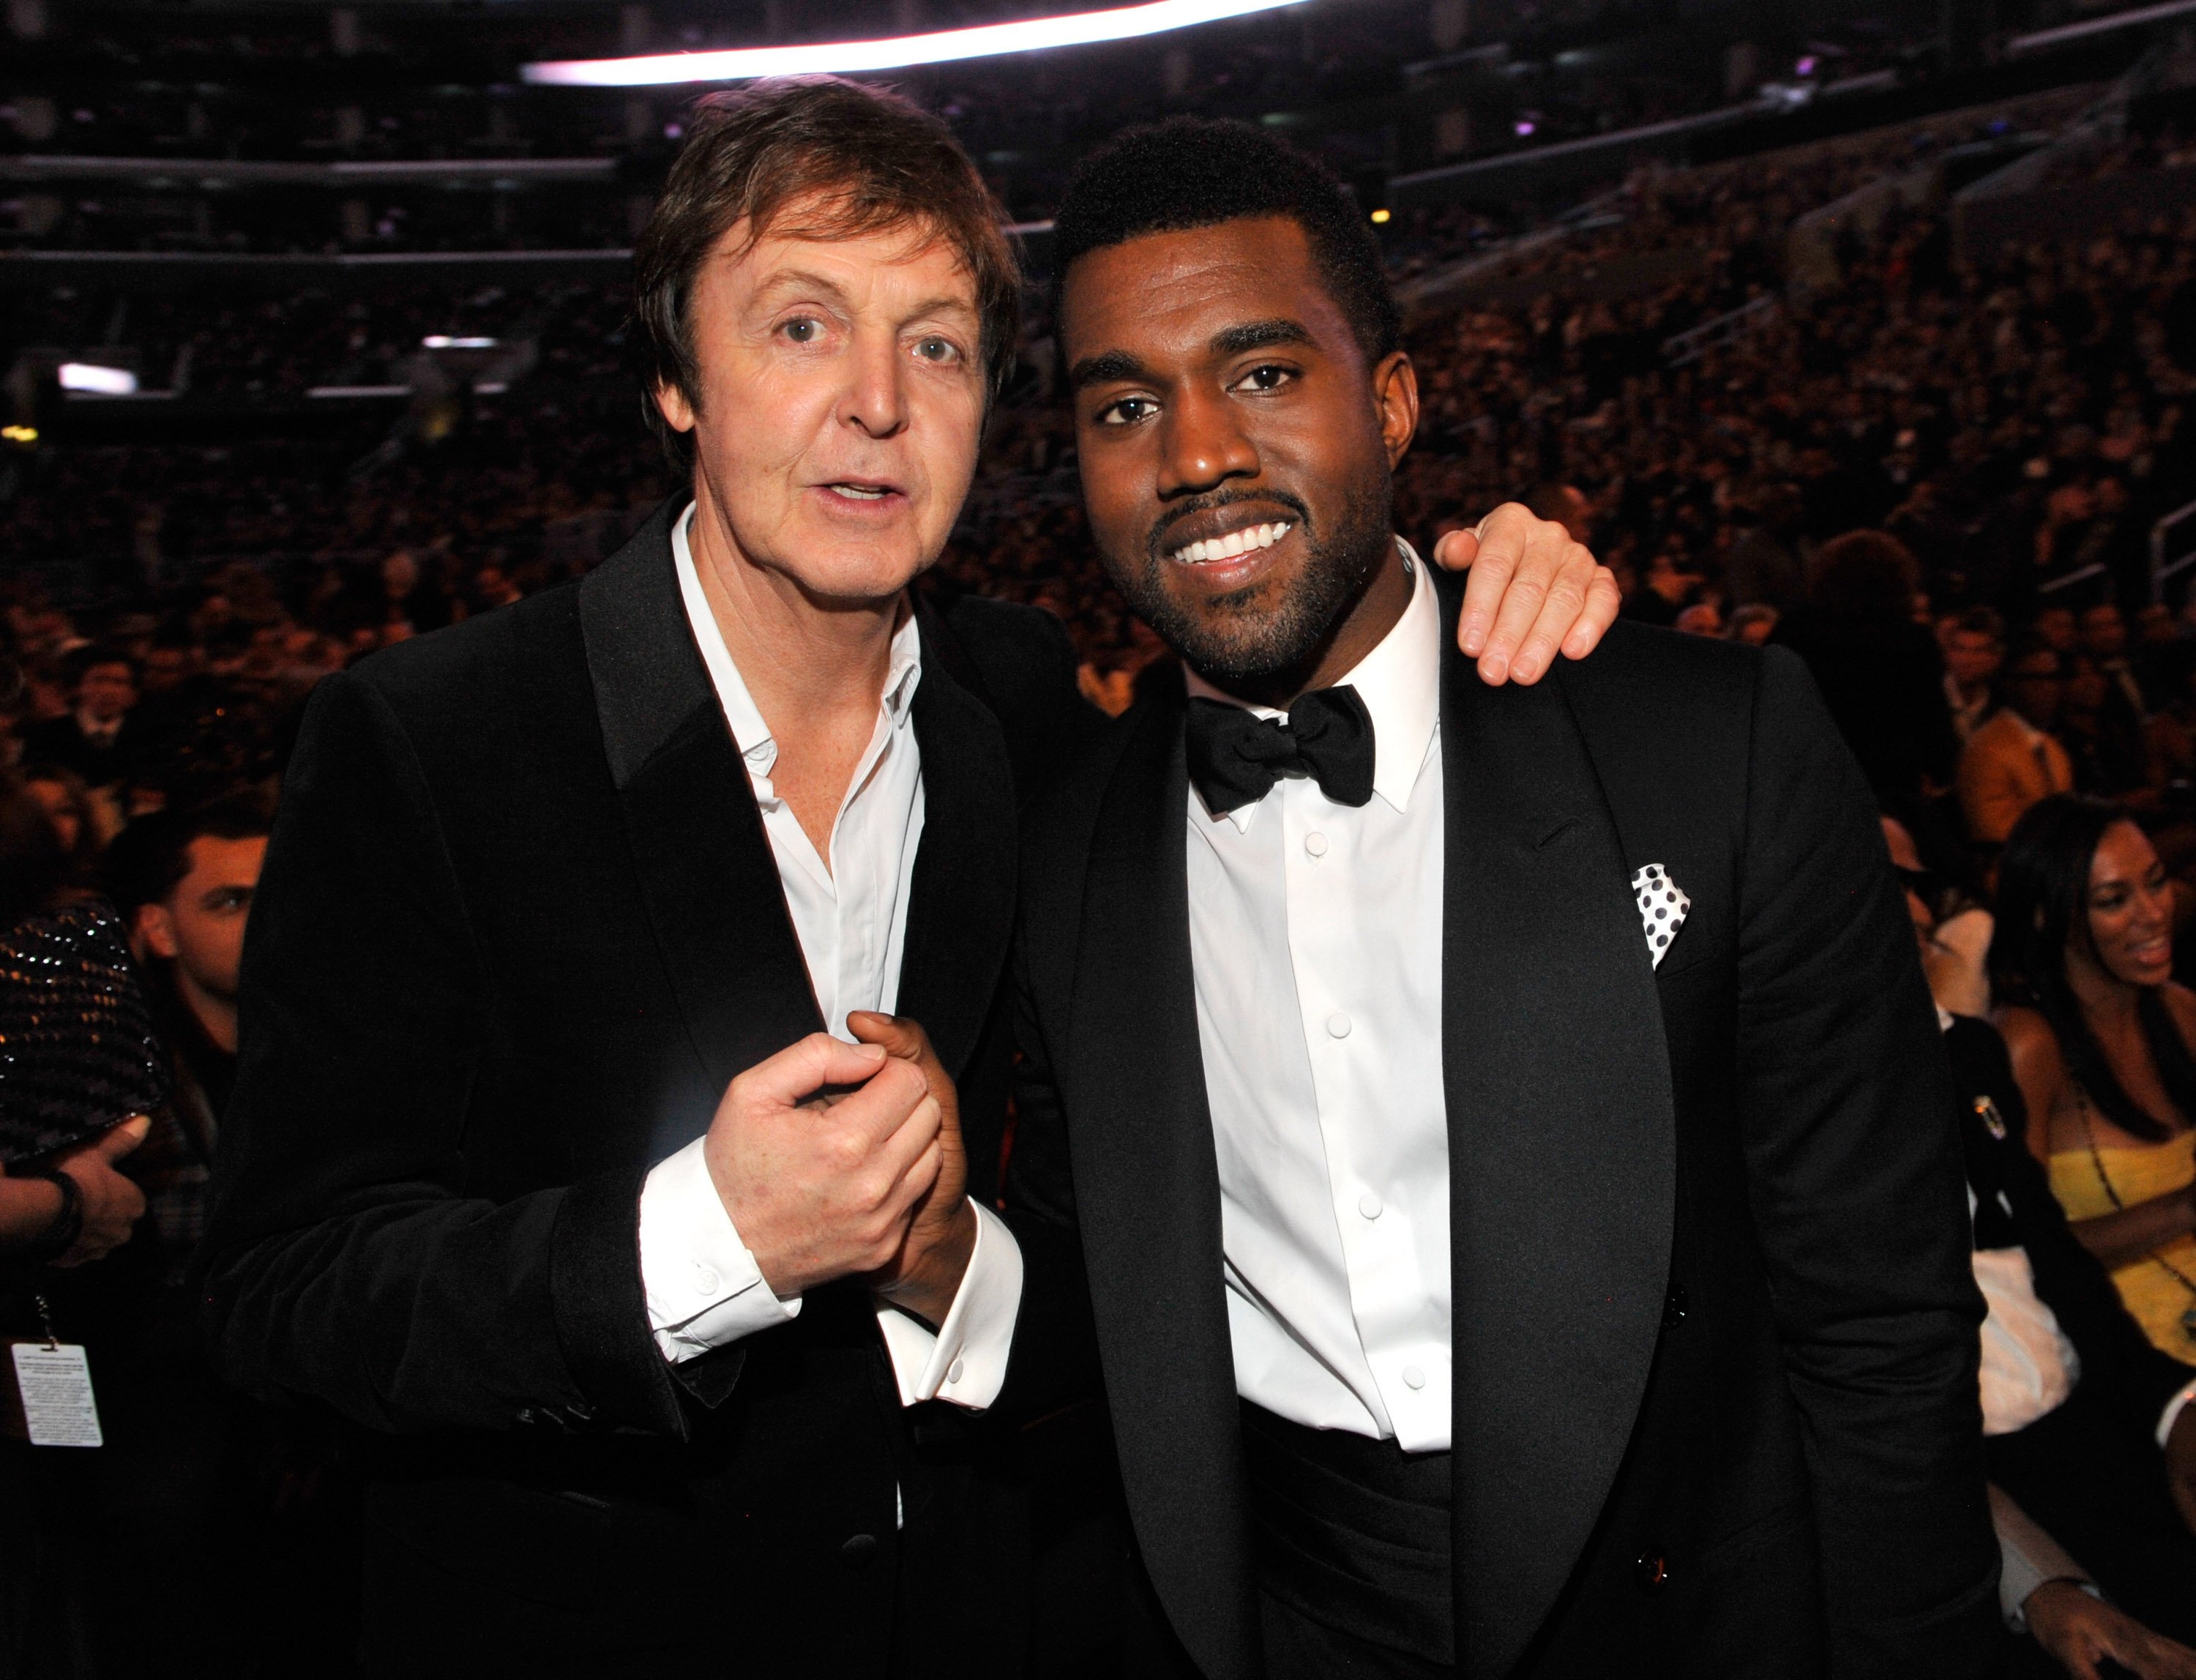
left=991, top=908, right=1105, bottom=1424
left=1737, top=647, right=2001, bottom=1677
left=197, top=671, right=689, bottom=1439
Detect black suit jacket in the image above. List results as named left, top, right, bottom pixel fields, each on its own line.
left=1001, top=600, right=2001, bottom=1679
left=198, top=498, right=1086, bottom=1676
left=1941, top=1015, right=2195, bottom=1436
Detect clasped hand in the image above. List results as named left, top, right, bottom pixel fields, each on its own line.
left=702, top=1014, right=974, bottom=1324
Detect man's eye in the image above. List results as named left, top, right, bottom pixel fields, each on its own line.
left=914, top=336, right=960, bottom=364
left=781, top=317, right=821, bottom=344
left=1096, top=396, right=1156, bottom=427
left=1235, top=365, right=1294, bottom=392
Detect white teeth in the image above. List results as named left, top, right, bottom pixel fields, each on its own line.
left=1170, top=520, right=1293, bottom=564
left=834, top=484, right=888, bottom=499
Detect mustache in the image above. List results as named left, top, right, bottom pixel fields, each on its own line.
left=1146, top=487, right=1313, bottom=562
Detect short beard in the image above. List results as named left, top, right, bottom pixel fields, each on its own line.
left=1113, top=477, right=1394, bottom=696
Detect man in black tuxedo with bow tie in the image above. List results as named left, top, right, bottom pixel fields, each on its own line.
left=899, top=120, right=2003, bottom=1679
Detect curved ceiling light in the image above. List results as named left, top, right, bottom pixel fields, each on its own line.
left=523, top=0, right=1301, bottom=87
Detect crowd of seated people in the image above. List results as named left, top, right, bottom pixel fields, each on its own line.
left=5, top=92, right=2196, bottom=1673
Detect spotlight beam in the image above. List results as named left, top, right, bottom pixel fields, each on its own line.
left=523, top=0, right=1301, bottom=87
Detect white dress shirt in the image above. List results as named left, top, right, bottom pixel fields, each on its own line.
left=1188, top=545, right=1454, bottom=1449
left=632, top=504, right=1018, bottom=1413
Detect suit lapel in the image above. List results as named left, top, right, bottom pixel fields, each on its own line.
left=578, top=499, right=822, bottom=1154
left=1064, top=695, right=1260, bottom=1680
left=892, top=626, right=1017, bottom=1083
left=1437, top=594, right=1677, bottom=1678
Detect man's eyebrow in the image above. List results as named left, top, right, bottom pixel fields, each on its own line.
left=1209, top=318, right=1314, bottom=356
left=744, top=266, right=855, bottom=307
left=1067, top=349, right=1150, bottom=391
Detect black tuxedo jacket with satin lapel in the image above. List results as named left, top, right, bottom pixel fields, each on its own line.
left=1941, top=1015, right=2195, bottom=1436
left=1000, top=593, right=2003, bottom=1680
left=196, top=497, right=1087, bottom=1676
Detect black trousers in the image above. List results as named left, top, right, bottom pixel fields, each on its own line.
left=1985, top=1382, right=2196, bottom=1646
left=1241, top=1402, right=1456, bottom=1680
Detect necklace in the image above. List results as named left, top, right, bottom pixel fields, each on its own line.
left=2072, top=1083, right=2196, bottom=1343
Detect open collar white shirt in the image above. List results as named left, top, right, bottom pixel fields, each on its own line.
left=1185, top=543, right=1455, bottom=1450
left=633, top=505, right=1020, bottom=1420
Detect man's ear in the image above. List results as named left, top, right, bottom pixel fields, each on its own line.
left=136, top=902, right=179, bottom=963
left=651, top=380, right=699, bottom=435
left=1372, top=350, right=1419, bottom=468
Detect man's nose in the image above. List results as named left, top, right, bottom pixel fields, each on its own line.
left=840, top=329, right=909, bottom=439
left=1157, top=384, right=1259, bottom=499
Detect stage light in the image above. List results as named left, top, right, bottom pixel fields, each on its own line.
left=58, top=363, right=138, bottom=395
left=523, top=0, right=1301, bottom=87
left=1, top=425, right=37, bottom=444
left=422, top=336, right=499, bottom=349
left=1369, top=208, right=1392, bottom=223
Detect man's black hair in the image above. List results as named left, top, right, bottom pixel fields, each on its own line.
left=1050, top=118, right=1400, bottom=367
left=102, top=793, right=273, bottom=916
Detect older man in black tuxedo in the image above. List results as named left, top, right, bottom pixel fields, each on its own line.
left=896, top=119, right=2004, bottom=1680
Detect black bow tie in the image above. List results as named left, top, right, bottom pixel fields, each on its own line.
left=1185, top=687, right=1376, bottom=817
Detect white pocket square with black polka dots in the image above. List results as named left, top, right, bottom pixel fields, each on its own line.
left=1632, top=865, right=1691, bottom=969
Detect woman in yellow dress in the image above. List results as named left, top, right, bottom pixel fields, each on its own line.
left=1994, top=795, right=2196, bottom=1364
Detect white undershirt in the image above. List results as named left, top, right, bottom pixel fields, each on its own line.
left=632, top=504, right=1019, bottom=1414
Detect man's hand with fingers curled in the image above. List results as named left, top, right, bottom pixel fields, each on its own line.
left=703, top=1031, right=944, bottom=1302
left=1433, top=501, right=1620, bottom=685
left=847, top=1011, right=976, bottom=1329
left=2025, top=1579, right=2196, bottom=1680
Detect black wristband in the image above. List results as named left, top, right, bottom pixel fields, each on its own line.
left=21, top=1171, right=83, bottom=1265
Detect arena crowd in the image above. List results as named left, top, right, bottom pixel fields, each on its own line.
left=5, top=64, right=2196, bottom=1677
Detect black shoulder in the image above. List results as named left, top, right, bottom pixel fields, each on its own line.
left=1941, top=1013, right=2019, bottom=1102
left=933, top=593, right=1079, bottom=713
left=926, top=591, right=1097, bottom=804
left=337, top=580, right=589, bottom=769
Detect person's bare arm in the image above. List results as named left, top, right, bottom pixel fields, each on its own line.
left=1999, top=1009, right=2068, bottom=1167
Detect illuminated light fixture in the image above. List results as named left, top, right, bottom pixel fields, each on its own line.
left=422, top=335, right=499, bottom=348
left=523, top=0, right=1301, bottom=87
left=1368, top=207, right=1392, bottom=223
left=1, top=425, right=37, bottom=444
left=58, top=362, right=138, bottom=395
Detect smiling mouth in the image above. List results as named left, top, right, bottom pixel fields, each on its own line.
left=823, top=481, right=900, bottom=501
left=1167, top=520, right=1293, bottom=566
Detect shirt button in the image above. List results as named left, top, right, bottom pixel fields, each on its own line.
left=946, top=1358, right=966, bottom=1385
left=1326, top=1012, right=1352, bottom=1039
left=1402, top=1365, right=1427, bottom=1391
left=693, top=1265, right=721, bottom=1296
left=1304, top=832, right=1329, bottom=857
left=1358, top=1192, right=1383, bottom=1221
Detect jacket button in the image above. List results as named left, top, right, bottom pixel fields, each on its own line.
left=1635, top=1551, right=1670, bottom=1593
left=840, top=1533, right=880, bottom=1569
left=1662, top=1283, right=1689, bottom=1328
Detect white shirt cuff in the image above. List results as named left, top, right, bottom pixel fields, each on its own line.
left=638, top=1136, right=801, bottom=1362
left=2159, top=1378, right=2196, bottom=1449
left=875, top=1201, right=1023, bottom=1411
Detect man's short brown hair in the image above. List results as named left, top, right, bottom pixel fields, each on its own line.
left=634, top=77, right=1020, bottom=457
